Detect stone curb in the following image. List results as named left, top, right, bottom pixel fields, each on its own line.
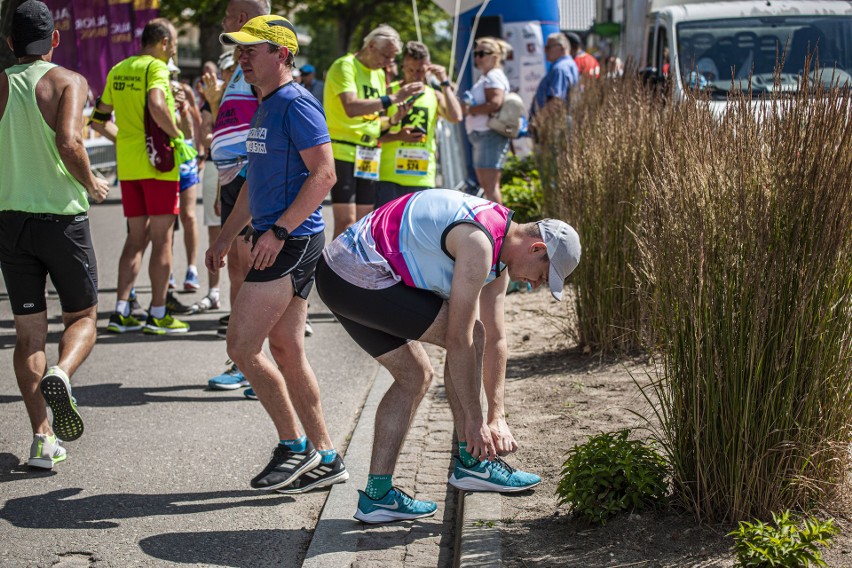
left=455, top=491, right=503, bottom=567
left=303, top=365, right=391, bottom=567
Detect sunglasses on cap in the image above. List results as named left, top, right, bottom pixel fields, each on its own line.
left=473, top=50, right=493, bottom=58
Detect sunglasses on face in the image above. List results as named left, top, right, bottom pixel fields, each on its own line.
left=473, top=50, right=493, bottom=58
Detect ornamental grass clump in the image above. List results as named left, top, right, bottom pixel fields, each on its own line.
left=635, top=73, right=852, bottom=521
left=556, top=430, right=668, bottom=525
left=535, top=76, right=664, bottom=354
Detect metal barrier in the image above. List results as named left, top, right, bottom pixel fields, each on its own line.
left=85, top=138, right=116, bottom=173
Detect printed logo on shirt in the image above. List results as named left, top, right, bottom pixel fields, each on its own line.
left=401, top=106, right=430, bottom=133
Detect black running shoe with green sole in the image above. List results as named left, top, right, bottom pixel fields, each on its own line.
left=40, top=367, right=84, bottom=441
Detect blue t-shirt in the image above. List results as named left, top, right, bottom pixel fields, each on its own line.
left=530, top=55, right=579, bottom=118
left=246, top=82, right=330, bottom=234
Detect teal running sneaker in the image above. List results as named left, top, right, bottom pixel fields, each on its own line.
left=208, top=361, right=248, bottom=390
left=448, top=457, right=541, bottom=493
left=39, top=366, right=84, bottom=441
left=28, top=433, right=66, bottom=469
left=244, top=388, right=258, bottom=400
left=354, top=487, right=437, bottom=524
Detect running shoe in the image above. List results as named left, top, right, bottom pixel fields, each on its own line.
left=188, top=294, right=220, bottom=314
left=276, top=455, right=349, bottom=494
left=168, top=273, right=176, bottom=290
left=250, top=440, right=320, bottom=490
left=28, top=433, right=66, bottom=469
left=143, top=313, right=190, bottom=335
left=208, top=361, right=248, bottom=390
left=216, top=326, right=228, bottom=339
left=448, top=456, right=541, bottom=493
left=244, top=388, right=257, bottom=400
left=354, top=487, right=438, bottom=524
left=165, top=291, right=192, bottom=314
left=218, top=314, right=230, bottom=326
left=304, top=317, right=314, bottom=337
left=129, top=288, right=148, bottom=319
left=39, top=366, right=84, bottom=441
left=184, top=269, right=200, bottom=291
left=106, top=312, right=143, bottom=333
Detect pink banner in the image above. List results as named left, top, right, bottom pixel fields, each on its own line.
left=37, top=0, right=159, bottom=98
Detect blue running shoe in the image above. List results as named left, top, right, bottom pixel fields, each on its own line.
left=354, top=487, right=437, bottom=524
left=208, top=361, right=248, bottom=390
left=184, top=269, right=200, bottom=291
left=448, top=457, right=541, bottom=493
left=244, top=388, right=257, bottom=400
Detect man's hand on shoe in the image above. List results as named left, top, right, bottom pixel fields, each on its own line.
left=488, top=417, right=518, bottom=456
left=465, top=418, right=497, bottom=461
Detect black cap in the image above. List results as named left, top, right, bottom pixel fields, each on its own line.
left=11, top=1, right=55, bottom=58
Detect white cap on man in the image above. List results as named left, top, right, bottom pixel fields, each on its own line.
left=536, top=219, right=581, bottom=301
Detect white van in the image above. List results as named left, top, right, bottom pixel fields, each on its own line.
left=626, top=1, right=852, bottom=112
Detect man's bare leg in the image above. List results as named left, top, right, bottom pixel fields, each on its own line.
left=13, top=312, right=50, bottom=434
left=147, top=214, right=178, bottom=308
left=116, top=216, right=149, bottom=302
left=226, top=237, right=251, bottom=307
left=179, top=185, right=199, bottom=271
left=267, top=295, right=333, bottom=451
left=332, top=203, right=356, bottom=239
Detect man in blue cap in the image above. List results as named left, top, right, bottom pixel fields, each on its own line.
left=300, top=64, right=323, bottom=103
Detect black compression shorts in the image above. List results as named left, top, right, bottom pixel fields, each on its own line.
left=315, top=256, right=444, bottom=357
left=330, top=159, right=378, bottom=206
left=220, top=173, right=249, bottom=236
left=0, top=211, right=98, bottom=315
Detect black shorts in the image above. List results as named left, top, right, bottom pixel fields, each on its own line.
left=0, top=211, right=98, bottom=316
left=220, top=174, right=249, bottom=236
left=245, top=231, right=325, bottom=299
left=331, top=159, right=377, bottom=206
left=315, top=256, right=444, bottom=357
left=375, top=181, right=421, bottom=208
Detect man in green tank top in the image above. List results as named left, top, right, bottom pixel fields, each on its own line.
left=0, top=0, right=109, bottom=470
left=323, top=24, right=424, bottom=237
left=377, top=41, right=463, bottom=207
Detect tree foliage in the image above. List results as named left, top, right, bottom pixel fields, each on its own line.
left=159, top=0, right=452, bottom=77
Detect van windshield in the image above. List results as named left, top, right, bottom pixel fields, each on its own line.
left=675, top=15, right=852, bottom=98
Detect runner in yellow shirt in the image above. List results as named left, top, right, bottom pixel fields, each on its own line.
left=323, top=24, right=423, bottom=237
left=377, top=41, right=463, bottom=207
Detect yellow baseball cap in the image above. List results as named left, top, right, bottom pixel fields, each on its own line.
left=220, top=15, right=299, bottom=55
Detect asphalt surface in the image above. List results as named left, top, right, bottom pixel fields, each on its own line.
left=0, top=185, right=379, bottom=567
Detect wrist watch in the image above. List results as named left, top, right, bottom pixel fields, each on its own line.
left=272, top=224, right=289, bottom=241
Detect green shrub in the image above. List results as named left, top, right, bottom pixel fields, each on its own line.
left=556, top=430, right=668, bottom=525
left=729, top=511, right=838, bottom=567
left=500, top=155, right=542, bottom=223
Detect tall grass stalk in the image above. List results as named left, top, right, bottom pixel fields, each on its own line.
left=636, top=78, right=852, bottom=521
left=536, top=76, right=663, bottom=354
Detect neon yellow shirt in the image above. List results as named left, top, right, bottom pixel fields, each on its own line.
left=0, top=61, right=88, bottom=214
left=101, top=55, right=178, bottom=181
left=323, top=53, right=386, bottom=162
left=379, top=82, right=439, bottom=187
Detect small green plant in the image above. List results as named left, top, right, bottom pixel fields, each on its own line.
left=500, top=155, right=542, bottom=223
left=556, top=430, right=668, bottom=525
left=729, top=511, right=838, bottom=567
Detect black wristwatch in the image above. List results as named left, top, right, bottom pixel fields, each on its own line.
left=272, top=224, right=289, bottom=241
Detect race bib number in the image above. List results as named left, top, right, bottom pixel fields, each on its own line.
left=354, top=145, right=381, bottom=180
left=394, top=148, right=430, bottom=177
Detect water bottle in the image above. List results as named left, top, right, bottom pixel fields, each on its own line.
left=462, top=90, right=475, bottom=107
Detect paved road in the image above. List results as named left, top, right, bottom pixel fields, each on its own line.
left=0, top=188, right=379, bottom=567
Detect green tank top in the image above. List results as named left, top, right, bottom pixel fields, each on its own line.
left=379, top=82, right=439, bottom=187
left=0, top=61, right=88, bottom=214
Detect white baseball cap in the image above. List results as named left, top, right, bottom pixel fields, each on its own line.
left=536, top=219, right=581, bottom=301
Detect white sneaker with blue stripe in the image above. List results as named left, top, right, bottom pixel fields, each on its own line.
left=448, top=457, right=542, bottom=492
left=354, top=487, right=437, bottom=524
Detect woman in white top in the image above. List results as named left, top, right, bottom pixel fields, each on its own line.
left=463, top=36, right=512, bottom=204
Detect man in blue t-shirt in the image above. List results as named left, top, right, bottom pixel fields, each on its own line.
left=529, top=32, right=579, bottom=125
left=206, top=15, right=346, bottom=494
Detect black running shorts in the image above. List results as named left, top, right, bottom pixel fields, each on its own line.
left=331, top=159, right=377, bottom=206
left=315, top=256, right=444, bottom=358
left=220, top=173, right=249, bottom=236
left=375, top=181, right=421, bottom=208
left=0, top=211, right=98, bottom=316
left=244, top=231, right=325, bottom=299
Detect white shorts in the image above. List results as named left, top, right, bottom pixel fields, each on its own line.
left=201, top=161, right=221, bottom=227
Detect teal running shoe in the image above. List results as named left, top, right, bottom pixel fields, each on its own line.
left=448, top=457, right=541, bottom=493
left=354, top=487, right=437, bottom=524
left=208, top=361, right=248, bottom=390
left=244, top=388, right=257, bottom=400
